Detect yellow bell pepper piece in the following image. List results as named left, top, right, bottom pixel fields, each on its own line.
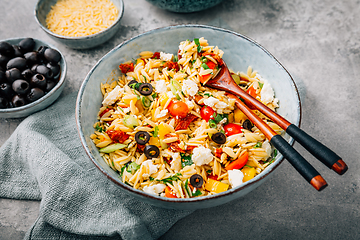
left=122, top=94, right=138, bottom=106
left=242, top=167, right=256, bottom=182
left=159, top=93, right=169, bottom=107
left=234, top=107, right=247, bottom=123
left=204, top=178, right=229, bottom=193
left=157, top=123, right=173, bottom=139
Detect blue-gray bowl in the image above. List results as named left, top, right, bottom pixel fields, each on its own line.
left=146, top=0, right=224, bottom=13
left=0, top=37, right=67, bottom=119
left=76, top=25, right=301, bottom=210
left=34, top=0, right=124, bottom=49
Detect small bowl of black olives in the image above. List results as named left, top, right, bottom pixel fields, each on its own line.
left=0, top=37, right=67, bottom=118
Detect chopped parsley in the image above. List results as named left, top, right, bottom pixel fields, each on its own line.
left=95, top=124, right=105, bottom=132
left=254, top=142, right=262, bottom=148
left=258, top=82, right=264, bottom=89
left=157, top=173, right=182, bottom=185
left=201, top=63, right=210, bottom=70
left=180, top=153, right=193, bottom=168
left=127, top=162, right=140, bottom=174
left=193, top=38, right=202, bottom=52
left=192, top=189, right=202, bottom=197
left=153, top=126, right=159, bottom=138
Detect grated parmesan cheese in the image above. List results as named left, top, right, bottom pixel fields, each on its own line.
left=46, top=0, right=119, bottom=37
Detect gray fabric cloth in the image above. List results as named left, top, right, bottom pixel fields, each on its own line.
left=0, top=93, right=193, bottom=239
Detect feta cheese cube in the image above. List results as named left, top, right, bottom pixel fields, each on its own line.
left=228, top=169, right=244, bottom=188
left=160, top=52, right=173, bottom=62
left=143, top=183, right=166, bottom=195
left=155, top=80, right=167, bottom=94
left=182, top=79, right=199, bottom=97
left=191, top=146, right=213, bottom=166
left=156, top=109, right=168, bottom=119
left=260, top=78, right=275, bottom=104
left=102, top=85, right=122, bottom=107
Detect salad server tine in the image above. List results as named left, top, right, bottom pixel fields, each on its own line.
left=205, top=62, right=348, bottom=175
left=226, top=93, right=327, bottom=191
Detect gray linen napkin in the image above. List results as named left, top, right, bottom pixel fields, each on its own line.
left=0, top=92, right=193, bottom=239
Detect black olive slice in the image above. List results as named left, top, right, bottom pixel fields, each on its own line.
left=135, top=131, right=151, bottom=145
left=138, top=83, right=153, bottom=96
left=190, top=174, right=204, bottom=188
left=211, top=132, right=226, bottom=144
left=128, top=79, right=139, bottom=89
left=144, top=145, right=160, bottom=159
left=242, top=119, right=253, bottom=131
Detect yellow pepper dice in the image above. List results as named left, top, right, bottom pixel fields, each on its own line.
left=159, top=93, right=169, bottom=107
left=234, top=108, right=247, bottom=122
left=157, top=123, right=173, bottom=138
left=204, top=178, right=229, bottom=193
left=242, top=167, right=256, bottom=182
left=122, top=94, right=138, bottom=105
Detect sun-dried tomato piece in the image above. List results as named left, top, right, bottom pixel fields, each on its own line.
left=214, top=148, right=223, bottom=158
left=119, top=62, right=134, bottom=74
left=174, top=114, right=198, bottom=131
left=164, top=61, right=180, bottom=72
left=136, top=144, right=145, bottom=153
left=106, top=130, right=129, bottom=143
left=152, top=52, right=161, bottom=59
left=99, top=108, right=110, bottom=118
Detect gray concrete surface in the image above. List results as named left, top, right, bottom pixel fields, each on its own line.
left=1, top=0, right=359, bottom=239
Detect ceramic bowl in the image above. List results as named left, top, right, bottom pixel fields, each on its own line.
left=146, top=0, right=224, bottom=13
left=0, top=37, right=67, bottom=119
left=34, top=0, right=124, bottom=49
left=76, top=25, right=301, bottom=210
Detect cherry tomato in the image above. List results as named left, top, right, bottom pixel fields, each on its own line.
left=223, top=123, right=243, bottom=136
left=168, top=100, right=189, bottom=118
left=225, top=151, right=249, bottom=170
left=200, top=106, right=216, bottom=122
left=165, top=186, right=178, bottom=198
left=247, top=86, right=257, bottom=98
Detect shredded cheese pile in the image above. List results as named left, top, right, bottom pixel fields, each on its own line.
left=46, top=0, right=118, bottom=37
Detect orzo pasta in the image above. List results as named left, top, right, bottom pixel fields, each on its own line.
left=91, top=38, right=281, bottom=198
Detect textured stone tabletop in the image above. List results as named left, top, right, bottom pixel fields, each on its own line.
left=1, top=0, right=359, bottom=239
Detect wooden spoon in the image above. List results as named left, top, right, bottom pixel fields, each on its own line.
left=206, top=61, right=347, bottom=175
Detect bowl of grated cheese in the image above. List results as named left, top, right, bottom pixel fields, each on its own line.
left=34, top=0, right=124, bottom=49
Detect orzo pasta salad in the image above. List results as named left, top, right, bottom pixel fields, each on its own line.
left=90, top=38, right=282, bottom=198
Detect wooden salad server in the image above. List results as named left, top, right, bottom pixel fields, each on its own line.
left=205, top=62, right=347, bottom=189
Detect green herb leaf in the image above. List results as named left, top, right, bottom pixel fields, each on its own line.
left=95, top=124, right=105, bottom=132
left=173, top=55, right=178, bottom=62
left=181, top=153, right=193, bottom=168
left=151, top=93, right=158, bottom=99
left=192, top=189, right=202, bottom=197
left=201, top=63, right=210, bottom=70
left=194, top=38, right=200, bottom=46
left=157, top=173, right=182, bottom=185
left=201, top=56, right=208, bottom=63
left=254, top=142, right=262, bottom=148
left=120, top=166, right=126, bottom=177
left=141, top=96, right=151, bottom=108
left=258, top=82, right=264, bottom=89
left=197, top=45, right=203, bottom=53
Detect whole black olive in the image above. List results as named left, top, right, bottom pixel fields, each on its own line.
left=31, top=64, right=39, bottom=72
left=128, top=80, right=139, bottom=89
left=21, top=69, right=34, bottom=81
left=6, top=68, right=22, bottom=83
left=46, top=80, right=57, bottom=92
left=44, top=48, right=61, bottom=64
left=12, top=95, right=26, bottom=107
left=19, top=38, right=36, bottom=53
left=0, top=70, right=6, bottom=83
left=6, top=57, right=27, bottom=71
left=190, top=174, right=204, bottom=188
left=0, top=41, right=14, bottom=56
left=144, top=145, right=160, bottom=159
left=211, top=132, right=227, bottom=144
left=0, top=82, right=14, bottom=98
left=35, top=65, right=53, bottom=79
left=24, top=52, right=40, bottom=65
left=0, top=54, right=9, bottom=68
left=138, top=83, right=153, bottom=96
left=37, top=45, right=48, bottom=58
left=12, top=45, right=23, bottom=57
left=0, top=97, right=8, bottom=108
left=12, top=79, right=30, bottom=95
left=27, top=88, right=45, bottom=102
left=135, top=131, right=151, bottom=145
left=30, top=74, right=46, bottom=89
left=46, top=62, right=60, bottom=77
left=242, top=119, right=253, bottom=131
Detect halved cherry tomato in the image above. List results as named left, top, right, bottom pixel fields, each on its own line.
left=223, top=123, right=243, bottom=136
left=168, top=100, right=189, bottom=118
left=200, top=106, right=216, bottom=122
left=225, top=151, right=249, bottom=170
left=199, top=61, right=217, bottom=83
left=165, top=186, right=178, bottom=198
